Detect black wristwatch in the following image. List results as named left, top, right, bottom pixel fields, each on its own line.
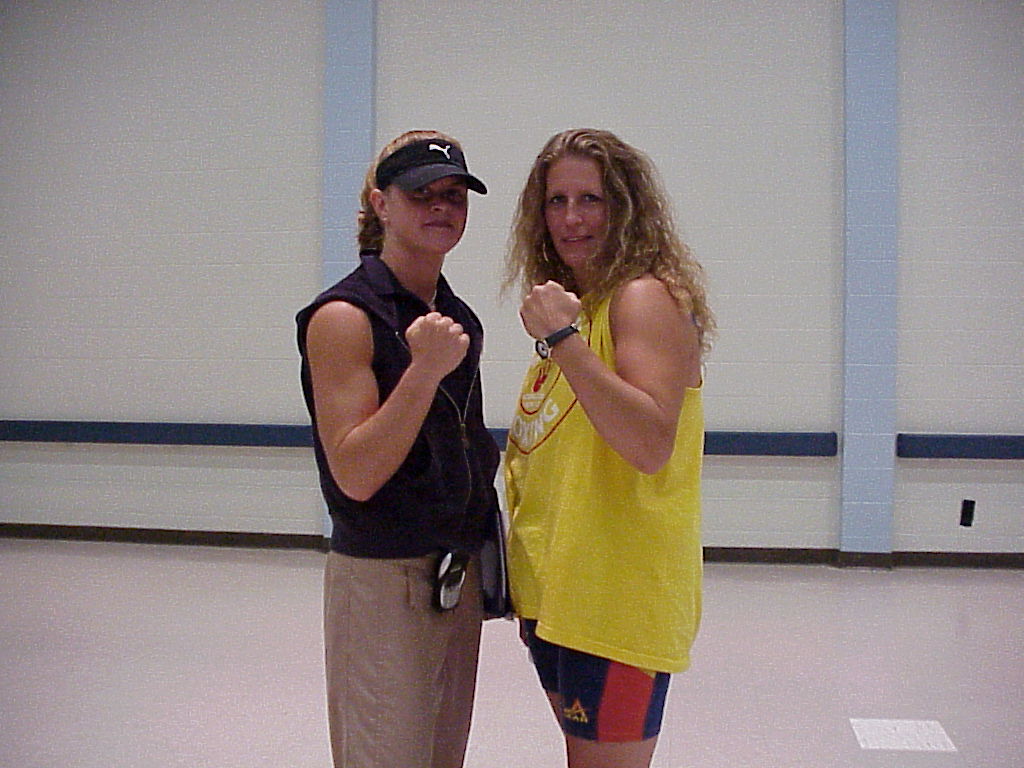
left=535, top=324, right=579, bottom=359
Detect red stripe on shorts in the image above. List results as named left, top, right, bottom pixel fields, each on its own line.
left=596, top=661, right=655, bottom=742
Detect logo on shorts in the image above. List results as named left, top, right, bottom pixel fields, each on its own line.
left=563, top=698, right=589, bottom=724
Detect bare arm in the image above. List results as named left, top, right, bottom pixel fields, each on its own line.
left=520, top=277, right=700, bottom=474
left=306, top=301, right=469, bottom=501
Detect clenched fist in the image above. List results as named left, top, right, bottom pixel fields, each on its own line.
left=519, top=281, right=582, bottom=340
left=406, top=312, right=470, bottom=381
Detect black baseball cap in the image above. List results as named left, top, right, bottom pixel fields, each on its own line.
left=375, top=139, right=487, bottom=195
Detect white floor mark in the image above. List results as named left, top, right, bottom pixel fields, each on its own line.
left=849, top=719, right=957, bottom=752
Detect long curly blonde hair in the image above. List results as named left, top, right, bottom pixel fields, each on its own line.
left=505, top=128, right=714, bottom=353
left=357, top=130, right=462, bottom=251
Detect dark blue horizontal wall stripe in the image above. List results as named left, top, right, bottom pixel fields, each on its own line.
left=1, top=421, right=845, bottom=456
left=0, top=421, right=311, bottom=448
left=705, top=431, right=838, bottom=457
left=8, top=423, right=1021, bottom=459
left=479, top=429, right=842, bottom=455
left=897, top=434, right=1024, bottom=460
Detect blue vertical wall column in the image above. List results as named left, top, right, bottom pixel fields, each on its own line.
left=322, top=0, right=375, bottom=286
left=320, top=0, right=375, bottom=535
left=841, top=0, right=899, bottom=554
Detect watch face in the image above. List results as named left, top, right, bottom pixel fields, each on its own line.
left=535, top=339, right=550, bottom=359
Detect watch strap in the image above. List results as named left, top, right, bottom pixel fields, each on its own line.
left=544, top=324, right=579, bottom=349
left=535, top=323, right=579, bottom=358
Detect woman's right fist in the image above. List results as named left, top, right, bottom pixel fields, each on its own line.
left=405, top=312, right=470, bottom=380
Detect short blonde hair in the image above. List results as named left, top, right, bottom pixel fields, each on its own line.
left=357, top=130, right=462, bottom=251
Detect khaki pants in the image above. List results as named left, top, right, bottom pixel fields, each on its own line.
left=324, top=551, right=483, bottom=768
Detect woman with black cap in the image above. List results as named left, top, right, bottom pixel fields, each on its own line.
left=296, top=131, right=501, bottom=768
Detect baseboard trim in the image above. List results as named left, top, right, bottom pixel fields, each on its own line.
left=704, top=546, right=1024, bottom=569
left=704, top=547, right=839, bottom=565
left=2, top=525, right=1021, bottom=568
left=891, top=550, right=1024, bottom=569
left=705, top=547, right=895, bottom=568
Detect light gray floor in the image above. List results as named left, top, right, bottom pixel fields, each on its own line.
left=2, top=538, right=1022, bottom=767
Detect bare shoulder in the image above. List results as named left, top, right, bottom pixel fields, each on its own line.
left=610, top=276, right=700, bottom=380
left=309, top=299, right=369, bottom=328
left=611, top=275, right=690, bottom=322
left=306, top=301, right=372, bottom=359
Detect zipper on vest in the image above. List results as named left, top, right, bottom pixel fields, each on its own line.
left=434, top=362, right=478, bottom=513
left=394, top=329, right=476, bottom=512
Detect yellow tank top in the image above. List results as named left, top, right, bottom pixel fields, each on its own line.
left=505, top=295, right=703, bottom=673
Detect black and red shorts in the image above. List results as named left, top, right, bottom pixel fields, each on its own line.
left=523, top=620, right=671, bottom=743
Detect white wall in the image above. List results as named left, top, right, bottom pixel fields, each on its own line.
left=1, top=0, right=322, bottom=424
left=0, top=442, right=319, bottom=534
left=0, top=0, right=324, bottom=532
left=1, top=0, right=1021, bottom=551
left=894, top=0, right=1024, bottom=553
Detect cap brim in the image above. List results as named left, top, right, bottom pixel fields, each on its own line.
left=391, top=164, right=488, bottom=195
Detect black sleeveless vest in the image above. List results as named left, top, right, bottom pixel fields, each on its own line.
left=296, top=252, right=500, bottom=557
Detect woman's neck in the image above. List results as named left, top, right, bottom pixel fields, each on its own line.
left=381, top=246, right=443, bottom=307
